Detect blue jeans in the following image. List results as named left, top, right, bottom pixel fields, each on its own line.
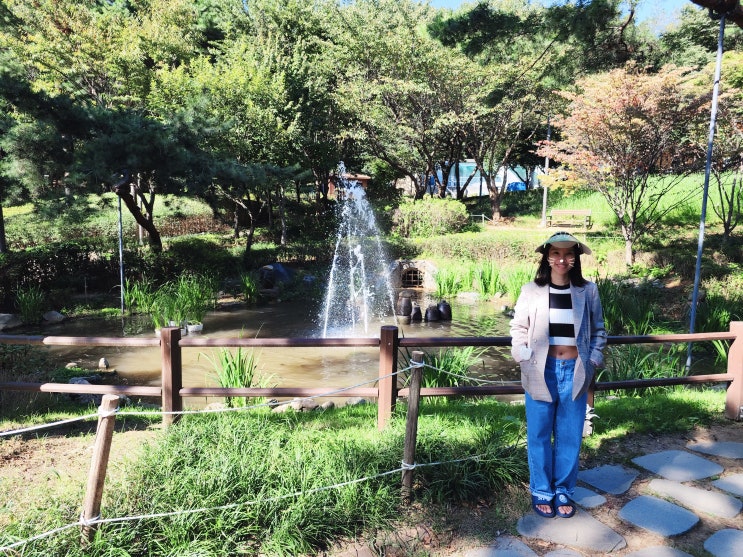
left=525, top=357, right=587, bottom=501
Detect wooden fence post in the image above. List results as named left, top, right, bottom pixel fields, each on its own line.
left=725, top=321, right=743, bottom=421
left=80, top=394, right=120, bottom=545
left=377, top=325, right=399, bottom=430
left=161, top=326, right=182, bottom=427
left=402, top=351, right=424, bottom=503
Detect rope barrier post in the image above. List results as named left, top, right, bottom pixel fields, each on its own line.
left=161, top=326, right=182, bottom=426
left=377, top=325, right=399, bottom=430
left=81, top=394, right=120, bottom=545
left=725, top=321, right=743, bottom=421
left=402, top=351, right=424, bottom=504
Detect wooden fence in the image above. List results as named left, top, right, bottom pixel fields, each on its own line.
left=1, top=322, right=742, bottom=429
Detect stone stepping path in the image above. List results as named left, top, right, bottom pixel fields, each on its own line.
left=455, top=439, right=743, bottom=556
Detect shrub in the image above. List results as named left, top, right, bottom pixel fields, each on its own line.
left=391, top=197, right=472, bottom=238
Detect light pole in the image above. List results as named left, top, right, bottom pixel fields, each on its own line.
left=687, top=12, right=727, bottom=371
left=540, top=115, right=551, bottom=228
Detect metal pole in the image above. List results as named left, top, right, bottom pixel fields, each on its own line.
left=118, top=195, right=125, bottom=316
left=540, top=115, right=551, bottom=227
left=687, top=13, right=726, bottom=371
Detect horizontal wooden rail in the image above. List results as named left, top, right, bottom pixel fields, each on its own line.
left=179, top=387, right=380, bottom=398
left=0, top=381, right=161, bottom=397
left=1, top=322, right=741, bottom=428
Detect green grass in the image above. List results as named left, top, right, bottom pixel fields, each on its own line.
left=0, top=388, right=729, bottom=556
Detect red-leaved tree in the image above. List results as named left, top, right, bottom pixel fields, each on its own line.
left=540, top=64, right=708, bottom=265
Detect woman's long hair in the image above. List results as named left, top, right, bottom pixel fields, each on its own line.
left=534, top=246, right=587, bottom=287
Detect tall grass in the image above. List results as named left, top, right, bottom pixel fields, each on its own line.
left=203, top=346, right=268, bottom=407
left=596, top=277, right=656, bottom=335
left=501, top=264, right=536, bottom=304
left=598, top=345, right=685, bottom=397
left=240, top=272, right=260, bottom=306
left=123, top=278, right=157, bottom=314
left=401, top=346, right=486, bottom=391
left=16, top=285, right=45, bottom=324
left=476, top=260, right=505, bottom=297
left=0, top=402, right=528, bottom=555
left=434, top=267, right=460, bottom=298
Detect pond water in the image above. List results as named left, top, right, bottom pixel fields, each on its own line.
left=35, top=293, right=518, bottom=407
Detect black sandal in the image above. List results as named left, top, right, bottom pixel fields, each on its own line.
left=531, top=494, right=555, bottom=518
left=555, top=493, right=576, bottom=518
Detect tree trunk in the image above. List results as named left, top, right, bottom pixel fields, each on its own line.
left=279, top=185, right=287, bottom=247
left=113, top=184, right=162, bottom=253
left=625, top=238, right=634, bottom=266
left=242, top=209, right=256, bottom=266
left=490, top=192, right=502, bottom=221
left=0, top=203, right=7, bottom=253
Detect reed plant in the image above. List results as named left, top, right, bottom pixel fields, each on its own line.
left=175, top=274, right=217, bottom=324
left=400, top=346, right=485, bottom=394
left=501, top=264, right=536, bottom=304
left=123, top=278, right=157, bottom=315
left=475, top=260, right=504, bottom=298
left=240, top=271, right=260, bottom=306
left=596, top=277, right=656, bottom=335
left=16, top=284, right=45, bottom=324
left=598, top=345, right=685, bottom=397
left=203, top=346, right=268, bottom=407
left=434, top=267, right=461, bottom=298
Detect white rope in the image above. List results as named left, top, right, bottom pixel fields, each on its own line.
left=0, top=370, right=408, bottom=435
left=407, top=361, right=520, bottom=386
left=0, top=452, right=490, bottom=553
left=0, top=412, right=100, bottom=438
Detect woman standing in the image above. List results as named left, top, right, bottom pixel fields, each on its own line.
left=510, top=232, right=607, bottom=519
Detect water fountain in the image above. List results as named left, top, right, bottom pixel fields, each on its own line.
left=319, top=164, right=397, bottom=337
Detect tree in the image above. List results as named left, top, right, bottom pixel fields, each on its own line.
left=541, top=64, right=707, bottom=265
left=659, top=4, right=743, bottom=69
left=336, top=0, right=481, bottom=200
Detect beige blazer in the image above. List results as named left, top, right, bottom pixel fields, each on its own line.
left=509, top=281, right=607, bottom=402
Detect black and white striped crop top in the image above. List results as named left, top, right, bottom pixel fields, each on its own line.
left=549, top=283, right=576, bottom=346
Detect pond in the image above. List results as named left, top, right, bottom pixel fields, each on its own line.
left=35, top=293, right=519, bottom=407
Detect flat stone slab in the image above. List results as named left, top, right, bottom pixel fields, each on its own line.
left=632, top=450, right=723, bottom=481
left=458, top=535, right=538, bottom=556
left=625, top=548, right=693, bottom=557
left=704, top=528, right=743, bottom=557
left=687, top=440, right=743, bottom=459
left=543, top=550, right=583, bottom=557
left=647, top=479, right=742, bottom=518
left=618, top=495, right=699, bottom=537
left=518, top=509, right=626, bottom=553
left=578, top=464, right=638, bottom=494
left=573, top=486, right=606, bottom=509
left=713, top=473, right=743, bottom=497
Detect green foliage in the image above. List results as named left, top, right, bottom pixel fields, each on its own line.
left=392, top=198, right=473, bottom=238
left=582, top=390, right=726, bottom=454
left=401, top=347, right=486, bottom=392
left=415, top=231, right=536, bottom=263
left=240, top=272, right=260, bottom=306
left=16, top=284, right=45, bottom=324
left=434, top=267, right=460, bottom=299
left=596, top=277, right=657, bottom=336
left=202, top=347, right=267, bottom=407
left=598, top=345, right=685, bottom=397
left=0, top=402, right=526, bottom=555
left=501, top=264, right=536, bottom=304
left=123, top=278, right=158, bottom=315
left=148, top=274, right=217, bottom=329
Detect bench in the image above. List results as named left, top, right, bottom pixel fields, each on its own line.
left=547, top=209, right=593, bottom=229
